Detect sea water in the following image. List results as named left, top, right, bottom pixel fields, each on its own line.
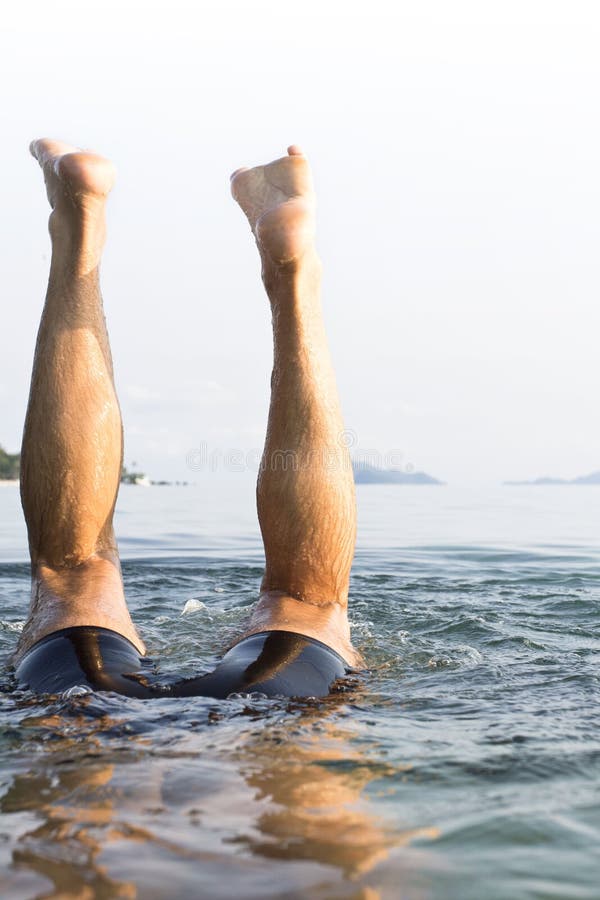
left=0, top=480, right=598, bottom=899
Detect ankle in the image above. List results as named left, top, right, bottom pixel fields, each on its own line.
left=49, top=209, right=106, bottom=277
left=243, top=592, right=362, bottom=667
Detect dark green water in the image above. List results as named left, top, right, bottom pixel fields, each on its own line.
left=0, top=483, right=599, bottom=899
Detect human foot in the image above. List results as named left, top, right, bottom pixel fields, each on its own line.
left=30, top=138, right=116, bottom=274
left=231, top=145, right=316, bottom=268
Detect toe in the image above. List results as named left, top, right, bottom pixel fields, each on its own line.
left=287, top=145, right=304, bottom=156
left=230, top=166, right=249, bottom=181
left=30, top=138, right=81, bottom=167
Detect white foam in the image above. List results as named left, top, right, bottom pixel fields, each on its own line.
left=181, top=598, right=207, bottom=616
left=0, top=620, right=25, bottom=633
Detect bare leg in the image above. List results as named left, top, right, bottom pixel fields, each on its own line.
left=14, top=139, right=144, bottom=662
left=231, top=147, right=361, bottom=666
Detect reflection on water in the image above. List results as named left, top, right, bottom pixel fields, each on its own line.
left=235, top=703, right=437, bottom=880
left=0, top=691, right=438, bottom=899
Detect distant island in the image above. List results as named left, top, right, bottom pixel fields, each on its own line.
left=120, top=463, right=150, bottom=485
left=2, top=448, right=439, bottom=487
left=0, top=453, right=188, bottom=486
left=352, top=463, right=443, bottom=485
left=0, top=453, right=153, bottom=486
left=504, top=471, right=600, bottom=486
left=0, top=446, right=20, bottom=480
left=121, top=462, right=189, bottom=487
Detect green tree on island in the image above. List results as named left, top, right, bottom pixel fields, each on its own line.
left=0, top=446, right=20, bottom=480
left=121, top=462, right=147, bottom=484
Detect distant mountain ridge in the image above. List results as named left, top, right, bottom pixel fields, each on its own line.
left=352, top=463, right=443, bottom=485
left=504, top=471, right=600, bottom=485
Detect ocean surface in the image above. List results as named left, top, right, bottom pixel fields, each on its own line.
left=0, top=480, right=599, bottom=899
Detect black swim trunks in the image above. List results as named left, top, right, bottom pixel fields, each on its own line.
left=14, top=626, right=348, bottom=700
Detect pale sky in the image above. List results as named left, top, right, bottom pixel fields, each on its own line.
left=1, top=0, right=599, bottom=484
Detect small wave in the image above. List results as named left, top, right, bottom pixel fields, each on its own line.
left=0, top=620, right=24, bottom=633
left=426, top=645, right=483, bottom=670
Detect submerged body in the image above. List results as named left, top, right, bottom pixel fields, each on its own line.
left=15, top=627, right=348, bottom=699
